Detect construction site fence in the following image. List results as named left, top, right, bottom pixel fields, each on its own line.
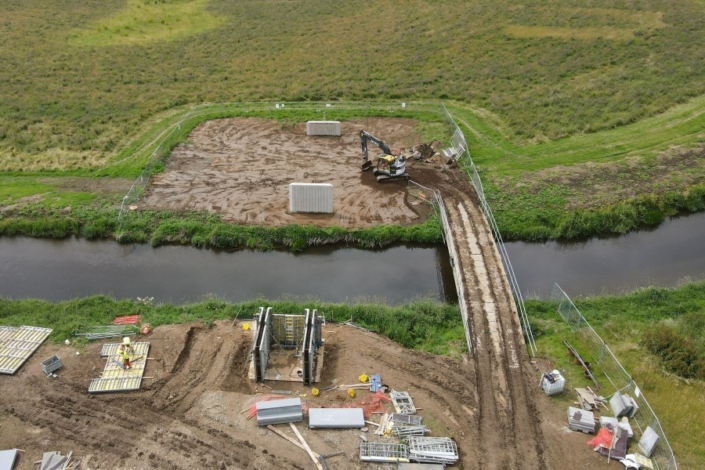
left=409, top=180, right=473, bottom=355
left=440, top=105, right=537, bottom=357
left=116, top=100, right=537, bottom=356
left=550, top=283, right=678, bottom=470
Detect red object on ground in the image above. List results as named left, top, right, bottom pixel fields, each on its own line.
left=587, top=426, right=613, bottom=449
left=113, top=315, right=141, bottom=325
left=140, top=324, right=151, bottom=335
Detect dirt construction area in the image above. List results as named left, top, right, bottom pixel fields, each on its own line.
left=1, top=321, right=614, bottom=470
left=1, top=118, right=617, bottom=469
left=140, top=117, right=457, bottom=227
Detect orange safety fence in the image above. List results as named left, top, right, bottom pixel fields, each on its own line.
left=113, top=315, right=141, bottom=325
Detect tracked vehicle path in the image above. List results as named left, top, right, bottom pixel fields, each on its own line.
left=442, top=186, right=547, bottom=470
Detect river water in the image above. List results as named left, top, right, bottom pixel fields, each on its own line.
left=0, top=238, right=456, bottom=304
left=1, top=212, right=703, bottom=304
left=505, top=212, right=705, bottom=299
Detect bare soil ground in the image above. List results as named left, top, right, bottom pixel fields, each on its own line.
left=0, top=321, right=612, bottom=470
left=140, top=117, right=460, bottom=227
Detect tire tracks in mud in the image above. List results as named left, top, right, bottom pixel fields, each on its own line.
left=3, top=324, right=262, bottom=470
left=443, top=186, right=547, bottom=470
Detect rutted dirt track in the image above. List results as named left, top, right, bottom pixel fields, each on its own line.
left=444, top=186, right=547, bottom=469
left=1, top=118, right=616, bottom=469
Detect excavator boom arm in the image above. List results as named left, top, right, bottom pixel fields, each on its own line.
left=360, top=130, right=392, bottom=161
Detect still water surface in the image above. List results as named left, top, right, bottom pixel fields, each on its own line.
left=1, top=212, right=704, bottom=303
left=0, top=238, right=456, bottom=304
left=505, top=212, right=705, bottom=298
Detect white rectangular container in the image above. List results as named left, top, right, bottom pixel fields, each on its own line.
left=306, top=121, right=341, bottom=136
left=289, top=183, right=334, bottom=213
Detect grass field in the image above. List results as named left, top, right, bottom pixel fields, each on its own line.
left=1, top=1, right=704, bottom=465
left=1, top=0, right=705, bottom=163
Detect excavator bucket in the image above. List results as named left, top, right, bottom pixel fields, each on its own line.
left=361, top=160, right=373, bottom=171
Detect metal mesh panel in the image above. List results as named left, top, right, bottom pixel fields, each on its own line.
left=0, top=326, right=53, bottom=375
left=550, top=284, right=678, bottom=470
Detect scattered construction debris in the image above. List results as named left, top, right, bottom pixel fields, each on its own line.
left=392, top=413, right=427, bottom=437
left=610, top=392, right=639, bottom=418
left=360, top=442, right=410, bottom=463
left=398, top=463, right=445, bottom=470
left=638, top=426, right=660, bottom=458
left=39, top=451, right=78, bottom=470
left=75, top=325, right=137, bottom=341
left=289, top=423, right=324, bottom=470
left=0, top=326, right=52, bottom=375
left=408, top=437, right=459, bottom=465
left=600, top=416, right=634, bottom=438
left=256, top=397, right=303, bottom=426
left=568, top=406, right=595, bottom=433
left=369, top=374, right=383, bottom=392
left=620, top=453, right=654, bottom=469
left=112, top=315, right=141, bottom=325
left=575, top=387, right=606, bottom=411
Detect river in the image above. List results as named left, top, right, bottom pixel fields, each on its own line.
left=0, top=238, right=456, bottom=304
left=1, top=212, right=704, bottom=304
left=505, top=212, right=705, bottom=298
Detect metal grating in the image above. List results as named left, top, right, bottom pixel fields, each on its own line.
left=289, top=183, right=334, bottom=213
left=89, top=343, right=150, bottom=393
left=0, top=326, right=53, bottom=375
left=392, top=413, right=423, bottom=425
left=408, top=437, right=458, bottom=465
left=359, top=443, right=409, bottom=463
left=89, top=376, right=142, bottom=393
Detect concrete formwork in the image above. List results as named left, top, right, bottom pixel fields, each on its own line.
left=249, top=307, right=324, bottom=385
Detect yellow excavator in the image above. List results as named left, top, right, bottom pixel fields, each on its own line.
left=359, top=130, right=410, bottom=183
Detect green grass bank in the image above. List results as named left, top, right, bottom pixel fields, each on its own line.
left=0, top=201, right=443, bottom=250
left=2, top=98, right=705, bottom=244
